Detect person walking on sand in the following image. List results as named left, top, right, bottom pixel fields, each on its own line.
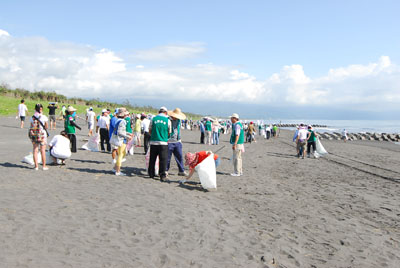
left=166, top=108, right=187, bottom=176
left=29, top=103, right=49, bottom=170
left=17, top=99, right=28, bottom=128
left=212, top=119, right=220, bottom=145
left=205, top=118, right=212, bottom=145
left=307, top=125, right=318, bottom=158
left=47, top=102, right=58, bottom=130
left=342, top=129, right=348, bottom=142
left=64, top=106, right=81, bottom=153
left=296, top=123, right=308, bottom=159
left=230, top=113, right=244, bottom=176
left=141, top=113, right=151, bottom=154
left=148, top=106, right=171, bottom=182
left=111, top=108, right=133, bottom=176
left=97, top=109, right=111, bottom=152
left=86, top=107, right=96, bottom=136
left=199, top=120, right=205, bottom=144
left=133, top=114, right=142, bottom=147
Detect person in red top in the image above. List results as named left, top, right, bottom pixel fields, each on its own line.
left=180, top=151, right=220, bottom=184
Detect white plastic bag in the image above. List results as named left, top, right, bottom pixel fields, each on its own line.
left=81, top=133, right=100, bottom=152
left=195, top=153, right=217, bottom=189
left=22, top=151, right=54, bottom=165
left=126, top=137, right=135, bottom=155
left=315, top=138, right=328, bottom=158
left=145, top=149, right=159, bottom=176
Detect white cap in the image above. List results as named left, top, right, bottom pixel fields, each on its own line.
left=159, top=106, right=168, bottom=112
left=230, top=113, right=239, bottom=119
left=101, top=109, right=107, bottom=113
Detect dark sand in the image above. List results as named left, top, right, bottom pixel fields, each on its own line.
left=0, top=116, right=399, bottom=267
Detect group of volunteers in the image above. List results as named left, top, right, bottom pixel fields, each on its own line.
left=21, top=99, right=247, bottom=183
left=292, top=123, right=318, bottom=159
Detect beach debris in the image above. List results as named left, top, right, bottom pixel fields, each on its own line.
left=261, top=256, right=266, bottom=262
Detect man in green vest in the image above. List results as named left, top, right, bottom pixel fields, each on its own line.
left=205, top=118, right=212, bottom=145
left=230, top=113, right=244, bottom=176
left=148, top=106, right=171, bottom=181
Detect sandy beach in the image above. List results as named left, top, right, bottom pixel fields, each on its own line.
left=0, top=116, right=399, bottom=268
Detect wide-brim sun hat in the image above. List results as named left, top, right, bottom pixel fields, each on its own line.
left=230, top=113, right=239, bottom=119
left=67, top=106, right=77, bottom=112
left=117, top=108, right=128, bottom=117
left=168, top=108, right=186, bottom=120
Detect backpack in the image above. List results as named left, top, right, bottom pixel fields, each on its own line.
left=28, top=115, right=48, bottom=143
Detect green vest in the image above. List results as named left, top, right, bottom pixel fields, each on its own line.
left=230, top=121, right=244, bottom=144
left=64, top=114, right=75, bottom=134
left=125, top=117, right=132, bottom=133
left=150, top=115, right=169, bottom=143
left=205, top=121, right=212, bottom=131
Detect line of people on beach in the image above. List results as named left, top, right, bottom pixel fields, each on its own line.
left=23, top=101, right=252, bottom=185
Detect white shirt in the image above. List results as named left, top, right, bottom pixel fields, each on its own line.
left=298, top=128, right=308, bottom=140
left=97, top=115, right=110, bottom=129
left=141, top=118, right=150, bottom=132
left=86, top=111, right=95, bottom=123
left=18, top=103, right=28, bottom=117
left=49, top=135, right=71, bottom=159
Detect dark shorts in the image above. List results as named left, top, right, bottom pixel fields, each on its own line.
left=20, top=116, right=25, bottom=121
left=49, top=115, right=56, bottom=122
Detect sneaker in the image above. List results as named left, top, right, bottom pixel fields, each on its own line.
left=34, top=167, right=39, bottom=171
left=178, top=171, right=188, bottom=176
left=179, top=179, right=187, bottom=184
left=42, top=167, right=49, bottom=171
left=112, top=159, right=116, bottom=164
left=115, top=171, right=126, bottom=176
left=230, top=173, right=241, bottom=177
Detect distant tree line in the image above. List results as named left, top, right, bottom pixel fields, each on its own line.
left=0, top=83, right=201, bottom=118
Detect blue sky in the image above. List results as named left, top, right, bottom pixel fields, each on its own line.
left=1, top=0, right=400, bottom=118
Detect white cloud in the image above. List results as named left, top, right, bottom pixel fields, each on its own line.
left=0, top=29, right=399, bottom=110
left=132, top=43, right=205, bottom=61
left=0, top=29, right=10, bottom=37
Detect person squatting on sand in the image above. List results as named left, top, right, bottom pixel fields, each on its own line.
left=296, top=123, right=308, bottom=159
left=111, top=108, right=133, bottom=176
left=166, top=108, right=188, bottom=177
left=17, top=99, right=28, bottom=128
left=307, top=125, right=318, bottom=158
left=180, top=151, right=220, bottom=184
left=148, top=106, right=171, bottom=182
left=230, top=113, right=244, bottom=176
left=48, top=131, right=71, bottom=165
left=64, top=106, right=81, bottom=153
left=29, top=103, right=49, bottom=170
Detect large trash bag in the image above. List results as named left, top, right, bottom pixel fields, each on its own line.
left=195, top=153, right=217, bottom=189
left=22, top=151, right=54, bottom=165
left=126, top=137, right=135, bottom=155
left=315, top=138, right=328, bottom=158
left=81, top=133, right=100, bottom=152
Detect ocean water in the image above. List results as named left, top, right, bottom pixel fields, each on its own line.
left=255, top=119, right=400, bottom=134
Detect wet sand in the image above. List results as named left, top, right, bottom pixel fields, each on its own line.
left=0, top=116, right=399, bottom=267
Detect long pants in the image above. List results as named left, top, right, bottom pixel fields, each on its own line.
left=307, top=141, right=316, bottom=155
left=143, top=132, right=150, bottom=154
left=233, top=148, right=242, bottom=175
left=200, top=132, right=205, bottom=144
left=148, top=145, right=168, bottom=179
left=167, top=142, right=185, bottom=172
left=67, top=134, right=77, bottom=153
left=100, top=128, right=111, bottom=152
left=212, top=131, right=219, bottom=145
left=116, top=143, right=127, bottom=167
left=206, top=131, right=212, bottom=145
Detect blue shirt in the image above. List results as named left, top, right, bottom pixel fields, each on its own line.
left=109, top=116, right=118, bottom=139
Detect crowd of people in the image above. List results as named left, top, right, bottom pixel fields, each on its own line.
left=20, top=100, right=322, bottom=186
